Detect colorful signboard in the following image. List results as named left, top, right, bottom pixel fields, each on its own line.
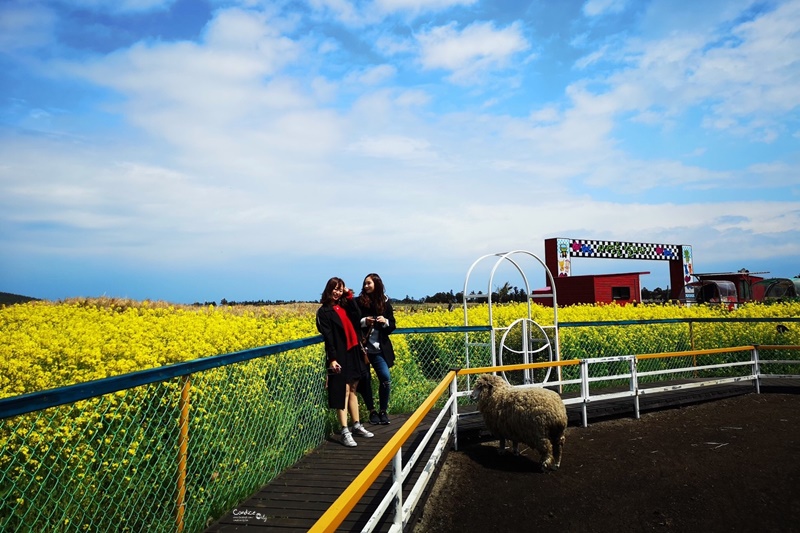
left=553, top=238, right=692, bottom=282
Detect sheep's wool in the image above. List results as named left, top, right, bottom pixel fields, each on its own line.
left=472, top=374, right=567, bottom=470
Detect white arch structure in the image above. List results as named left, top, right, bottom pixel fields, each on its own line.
left=462, top=250, right=561, bottom=385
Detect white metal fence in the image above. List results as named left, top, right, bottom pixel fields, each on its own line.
left=312, top=343, right=800, bottom=532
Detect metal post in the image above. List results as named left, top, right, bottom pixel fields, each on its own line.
left=690, top=321, right=697, bottom=377
left=176, top=375, right=191, bottom=533
left=392, top=450, right=404, bottom=530
left=522, top=319, right=531, bottom=384
left=490, top=328, right=497, bottom=367
left=450, top=376, right=459, bottom=451
left=630, top=357, right=640, bottom=419
left=580, top=360, right=589, bottom=428
left=752, top=346, right=761, bottom=394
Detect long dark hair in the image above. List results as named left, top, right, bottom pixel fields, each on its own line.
left=320, top=277, right=345, bottom=306
left=359, top=273, right=386, bottom=315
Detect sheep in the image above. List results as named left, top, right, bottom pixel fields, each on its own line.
left=470, top=373, right=567, bottom=471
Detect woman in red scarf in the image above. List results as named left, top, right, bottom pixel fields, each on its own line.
left=316, top=277, right=374, bottom=447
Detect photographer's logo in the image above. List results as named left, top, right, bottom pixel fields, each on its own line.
left=232, top=508, right=268, bottom=523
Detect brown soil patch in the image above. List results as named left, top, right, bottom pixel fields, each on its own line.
left=414, top=393, right=800, bottom=533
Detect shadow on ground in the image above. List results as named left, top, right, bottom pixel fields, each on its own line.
left=414, top=393, right=800, bottom=533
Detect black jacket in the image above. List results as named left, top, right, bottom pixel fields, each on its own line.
left=356, top=298, right=396, bottom=367
left=316, top=296, right=361, bottom=366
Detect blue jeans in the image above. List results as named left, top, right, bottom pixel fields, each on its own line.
left=368, top=352, right=391, bottom=412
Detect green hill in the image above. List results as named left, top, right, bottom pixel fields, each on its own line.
left=0, top=292, right=40, bottom=305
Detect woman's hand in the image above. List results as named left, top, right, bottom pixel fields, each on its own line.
left=374, top=316, right=385, bottom=326
left=329, top=361, right=342, bottom=373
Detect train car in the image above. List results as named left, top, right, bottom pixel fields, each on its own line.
left=752, top=277, right=800, bottom=301
left=683, top=279, right=738, bottom=308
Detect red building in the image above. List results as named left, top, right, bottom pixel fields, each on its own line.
left=540, top=237, right=692, bottom=306
left=534, top=271, right=649, bottom=306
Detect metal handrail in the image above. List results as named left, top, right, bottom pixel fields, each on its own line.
left=308, top=371, right=458, bottom=533
left=309, top=344, right=800, bottom=532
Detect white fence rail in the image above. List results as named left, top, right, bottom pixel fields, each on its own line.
left=311, top=344, right=800, bottom=532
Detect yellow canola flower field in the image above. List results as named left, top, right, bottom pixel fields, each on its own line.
left=2, top=298, right=799, bottom=399
left=1, top=297, right=798, bottom=533
left=399, top=299, right=800, bottom=327
left=0, top=298, right=319, bottom=399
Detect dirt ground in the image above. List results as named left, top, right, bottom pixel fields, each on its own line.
left=414, top=393, right=800, bottom=533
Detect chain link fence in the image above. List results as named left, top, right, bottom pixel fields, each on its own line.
left=557, top=317, right=800, bottom=392
left=1, top=319, right=797, bottom=532
left=390, top=327, right=493, bottom=412
left=0, top=340, right=328, bottom=533
left=0, top=328, right=492, bottom=533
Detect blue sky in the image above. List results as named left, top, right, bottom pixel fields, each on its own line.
left=1, top=0, right=798, bottom=304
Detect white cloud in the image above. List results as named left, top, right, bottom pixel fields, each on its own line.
left=347, top=134, right=435, bottom=160
left=318, top=38, right=340, bottom=54
left=686, top=147, right=707, bottom=157
left=3, top=0, right=799, bottom=302
left=584, top=158, right=730, bottom=192
left=61, top=8, right=333, bottom=165
left=582, top=0, right=629, bottom=17
left=73, top=9, right=300, bottom=100
left=529, top=106, right=561, bottom=124
left=376, top=0, right=478, bottom=14
left=347, top=64, right=397, bottom=85
left=745, top=162, right=800, bottom=189
left=305, top=0, right=478, bottom=25
left=395, top=89, right=431, bottom=107
left=307, top=0, right=362, bottom=25
left=574, top=45, right=608, bottom=69
left=0, top=4, right=55, bottom=51
left=417, top=21, right=530, bottom=83
left=584, top=0, right=800, bottom=139
left=57, top=0, right=177, bottom=14
left=0, top=133, right=346, bottom=261
left=693, top=1, right=800, bottom=119
left=376, top=34, right=416, bottom=56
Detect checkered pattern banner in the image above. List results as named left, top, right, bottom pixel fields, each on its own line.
left=567, top=239, right=682, bottom=260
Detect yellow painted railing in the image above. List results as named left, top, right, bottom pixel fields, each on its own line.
left=308, top=371, right=459, bottom=533
left=309, top=345, right=800, bottom=532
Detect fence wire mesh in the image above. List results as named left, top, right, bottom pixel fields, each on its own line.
left=558, top=318, right=800, bottom=390
left=389, top=328, right=493, bottom=411
left=0, top=329, right=492, bottom=533
left=0, top=344, right=329, bottom=533
left=1, top=319, right=798, bottom=533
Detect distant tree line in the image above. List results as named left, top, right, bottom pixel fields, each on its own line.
left=1, top=284, right=672, bottom=309
left=196, top=283, right=671, bottom=308
left=640, top=287, right=670, bottom=302
left=399, top=284, right=671, bottom=305
left=191, top=298, right=304, bottom=307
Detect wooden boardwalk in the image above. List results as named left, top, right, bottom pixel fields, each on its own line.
left=205, top=378, right=797, bottom=532
left=204, top=410, right=446, bottom=532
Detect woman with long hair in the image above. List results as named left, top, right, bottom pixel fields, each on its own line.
left=356, top=273, right=396, bottom=425
left=316, top=277, right=374, bottom=447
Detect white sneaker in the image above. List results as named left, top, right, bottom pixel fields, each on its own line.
left=352, top=422, right=374, bottom=438
left=341, top=427, right=357, bottom=447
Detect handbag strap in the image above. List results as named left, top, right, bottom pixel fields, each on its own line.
left=361, top=325, right=374, bottom=345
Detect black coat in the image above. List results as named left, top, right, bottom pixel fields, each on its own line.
left=316, top=297, right=362, bottom=366
left=316, top=296, right=366, bottom=410
left=356, top=297, right=396, bottom=367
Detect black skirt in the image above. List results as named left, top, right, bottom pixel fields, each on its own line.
left=327, top=346, right=369, bottom=409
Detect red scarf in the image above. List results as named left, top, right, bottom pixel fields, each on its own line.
left=333, top=305, right=359, bottom=350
